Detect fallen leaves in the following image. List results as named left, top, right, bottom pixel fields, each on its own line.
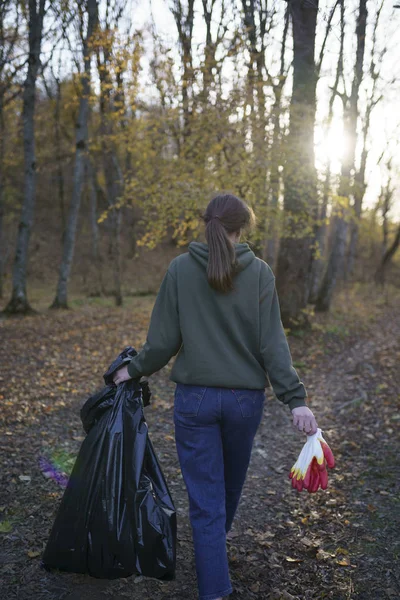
left=0, top=290, right=399, bottom=600
left=316, top=548, right=336, bottom=561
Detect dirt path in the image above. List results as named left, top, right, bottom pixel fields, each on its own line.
left=1, top=288, right=399, bottom=600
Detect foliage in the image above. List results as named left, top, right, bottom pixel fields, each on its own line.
left=0, top=0, right=399, bottom=311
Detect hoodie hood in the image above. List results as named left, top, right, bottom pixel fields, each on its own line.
left=188, top=241, right=256, bottom=272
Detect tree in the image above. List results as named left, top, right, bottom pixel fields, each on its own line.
left=264, top=5, right=290, bottom=270
left=94, top=1, right=132, bottom=306
left=240, top=0, right=278, bottom=257
left=200, top=0, right=228, bottom=106
left=316, top=0, right=368, bottom=312
left=4, top=0, right=46, bottom=314
left=171, top=0, right=195, bottom=149
left=275, top=0, right=319, bottom=327
left=51, top=0, right=98, bottom=309
left=309, top=0, right=343, bottom=303
left=0, top=1, right=24, bottom=298
left=345, top=0, right=385, bottom=277
left=375, top=223, right=400, bottom=285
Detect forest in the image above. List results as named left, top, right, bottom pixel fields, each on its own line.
left=0, top=0, right=399, bottom=320
left=0, top=2, right=399, bottom=600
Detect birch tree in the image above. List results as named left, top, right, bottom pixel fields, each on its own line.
left=4, top=0, right=46, bottom=314
left=51, top=0, right=99, bottom=309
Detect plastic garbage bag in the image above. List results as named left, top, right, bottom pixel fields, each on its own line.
left=41, top=346, right=176, bottom=580
left=288, top=427, right=335, bottom=493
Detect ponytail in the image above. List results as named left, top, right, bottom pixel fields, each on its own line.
left=205, top=217, right=236, bottom=293
left=203, top=194, right=255, bottom=293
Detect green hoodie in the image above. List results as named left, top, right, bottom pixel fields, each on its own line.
left=127, top=241, right=307, bottom=411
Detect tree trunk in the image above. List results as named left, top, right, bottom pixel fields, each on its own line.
left=380, top=165, right=393, bottom=258
left=111, top=204, right=122, bottom=306
left=265, top=6, right=289, bottom=269
left=315, top=211, right=349, bottom=312
left=3, top=0, right=46, bottom=314
left=0, top=94, right=4, bottom=298
left=95, top=21, right=124, bottom=307
left=345, top=162, right=366, bottom=279
left=374, top=224, right=400, bottom=286
left=241, top=0, right=270, bottom=257
left=309, top=1, right=344, bottom=303
left=308, top=163, right=330, bottom=303
left=51, top=0, right=98, bottom=309
left=54, top=74, right=66, bottom=241
left=275, top=0, right=319, bottom=327
left=316, top=0, right=367, bottom=312
left=171, top=0, right=195, bottom=150
left=201, top=0, right=215, bottom=104
left=346, top=1, right=384, bottom=278
left=87, top=158, right=104, bottom=296
left=103, top=155, right=123, bottom=306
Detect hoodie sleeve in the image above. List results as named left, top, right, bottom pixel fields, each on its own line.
left=259, top=276, right=307, bottom=411
left=127, top=268, right=182, bottom=379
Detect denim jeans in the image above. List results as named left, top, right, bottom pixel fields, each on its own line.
left=173, top=383, right=265, bottom=600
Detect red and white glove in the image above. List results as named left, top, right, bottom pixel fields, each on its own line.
left=289, top=427, right=335, bottom=493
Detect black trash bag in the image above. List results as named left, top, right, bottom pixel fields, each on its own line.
left=41, top=346, right=176, bottom=580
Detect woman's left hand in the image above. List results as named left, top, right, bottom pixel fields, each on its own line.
left=113, top=366, right=132, bottom=385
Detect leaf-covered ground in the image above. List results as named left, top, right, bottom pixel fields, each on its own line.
left=1, top=284, right=399, bottom=600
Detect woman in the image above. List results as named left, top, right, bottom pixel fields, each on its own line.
left=113, top=193, right=318, bottom=600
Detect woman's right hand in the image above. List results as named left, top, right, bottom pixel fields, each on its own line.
left=291, top=406, right=318, bottom=436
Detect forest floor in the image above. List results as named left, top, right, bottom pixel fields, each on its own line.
left=0, top=283, right=399, bottom=600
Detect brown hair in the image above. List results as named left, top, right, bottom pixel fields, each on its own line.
left=203, top=193, right=256, bottom=293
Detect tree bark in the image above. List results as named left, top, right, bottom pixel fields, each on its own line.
left=95, top=9, right=124, bottom=307
left=0, top=94, right=4, bottom=298
left=4, top=0, right=46, bottom=314
left=51, top=0, right=98, bottom=309
left=380, top=164, right=393, bottom=257
left=87, top=158, right=104, bottom=296
left=374, top=224, right=400, bottom=285
left=0, top=1, right=22, bottom=299
left=43, top=65, right=66, bottom=241
left=54, top=72, right=66, bottom=240
left=308, top=163, right=330, bottom=304
left=315, top=213, right=349, bottom=311
left=275, top=0, right=319, bottom=327
left=110, top=200, right=122, bottom=307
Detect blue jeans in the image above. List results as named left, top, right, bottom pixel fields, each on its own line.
left=173, top=383, right=265, bottom=600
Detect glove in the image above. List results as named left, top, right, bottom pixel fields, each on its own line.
left=288, top=427, right=335, bottom=493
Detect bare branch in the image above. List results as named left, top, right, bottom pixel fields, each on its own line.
left=316, top=0, right=341, bottom=77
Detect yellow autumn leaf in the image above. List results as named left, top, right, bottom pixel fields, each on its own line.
left=335, top=547, right=349, bottom=555
left=285, top=556, right=303, bottom=562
